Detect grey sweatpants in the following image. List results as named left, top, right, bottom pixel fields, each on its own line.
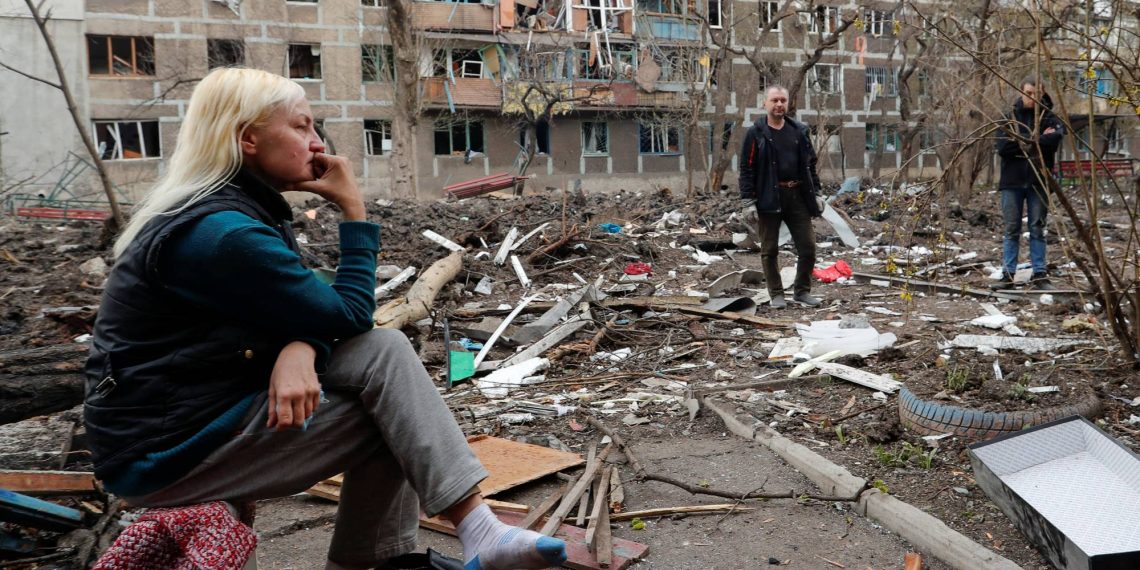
left=128, top=329, right=489, bottom=567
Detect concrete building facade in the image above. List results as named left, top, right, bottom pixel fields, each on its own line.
left=0, top=0, right=1135, bottom=202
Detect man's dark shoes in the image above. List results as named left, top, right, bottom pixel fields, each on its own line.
left=1029, top=273, right=1056, bottom=291
left=769, top=293, right=787, bottom=309
left=990, top=274, right=1017, bottom=291
left=793, top=292, right=822, bottom=307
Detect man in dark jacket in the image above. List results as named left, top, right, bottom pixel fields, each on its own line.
left=739, top=85, right=824, bottom=308
left=993, top=79, right=1064, bottom=290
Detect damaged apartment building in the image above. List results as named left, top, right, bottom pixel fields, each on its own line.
left=1, top=0, right=1135, bottom=200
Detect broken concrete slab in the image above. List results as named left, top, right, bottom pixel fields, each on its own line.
left=945, top=335, right=1096, bottom=354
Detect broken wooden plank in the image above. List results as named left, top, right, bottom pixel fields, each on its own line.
left=576, top=442, right=599, bottom=526
left=669, top=306, right=792, bottom=329
left=473, top=295, right=536, bottom=368
left=946, top=335, right=1095, bottom=354
left=815, top=362, right=902, bottom=393
left=498, top=318, right=588, bottom=369
left=585, top=465, right=611, bottom=552
left=519, top=483, right=568, bottom=530
left=421, top=507, right=648, bottom=570
left=541, top=445, right=612, bottom=535
left=595, top=490, right=613, bottom=568
left=494, top=227, right=519, bottom=265
left=608, top=466, right=624, bottom=513
left=0, top=489, right=83, bottom=532
left=511, top=255, right=532, bottom=288
left=422, top=229, right=464, bottom=252
left=0, top=471, right=97, bottom=495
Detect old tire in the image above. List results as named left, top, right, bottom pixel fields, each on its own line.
left=898, top=386, right=1102, bottom=441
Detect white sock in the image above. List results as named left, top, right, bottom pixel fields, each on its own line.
left=455, top=504, right=567, bottom=570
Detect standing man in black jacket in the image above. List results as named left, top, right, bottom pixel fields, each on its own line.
left=993, top=79, right=1064, bottom=290
left=739, top=85, right=824, bottom=308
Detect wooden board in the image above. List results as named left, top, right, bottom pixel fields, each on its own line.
left=468, top=435, right=584, bottom=496
left=307, top=436, right=582, bottom=501
left=421, top=508, right=649, bottom=570
left=0, top=470, right=97, bottom=495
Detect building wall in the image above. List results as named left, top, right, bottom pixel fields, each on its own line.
left=0, top=0, right=88, bottom=197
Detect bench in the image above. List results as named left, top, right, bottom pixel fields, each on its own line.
left=14, top=207, right=111, bottom=222
left=1054, top=158, right=1135, bottom=181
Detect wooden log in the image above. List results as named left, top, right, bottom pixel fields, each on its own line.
left=374, top=251, right=463, bottom=329
left=0, top=344, right=88, bottom=425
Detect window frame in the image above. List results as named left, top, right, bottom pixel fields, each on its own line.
left=287, top=43, right=323, bottom=80
left=86, top=35, right=155, bottom=77
left=759, top=1, right=782, bottom=32
left=364, top=119, right=393, bottom=156
left=864, top=9, right=893, bottom=36
left=707, top=0, right=722, bottom=28
left=810, top=5, right=841, bottom=34
left=92, top=119, right=161, bottom=160
left=865, top=65, right=897, bottom=97
left=434, top=120, right=485, bottom=156
left=581, top=121, right=610, bottom=156
left=639, top=122, right=682, bottom=155
left=362, top=44, right=395, bottom=83
left=811, top=63, right=840, bottom=93
left=865, top=123, right=899, bottom=152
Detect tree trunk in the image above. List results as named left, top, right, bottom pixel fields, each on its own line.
left=0, top=344, right=88, bottom=425
left=388, top=0, right=421, bottom=200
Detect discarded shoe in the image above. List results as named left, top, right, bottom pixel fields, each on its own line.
left=1029, top=273, right=1055, bottom=291
left=769, top=293, right=787, bottom=309
left=990, top=274, right=1017, bottom=291
left=792, top=292, right=822, bottom=307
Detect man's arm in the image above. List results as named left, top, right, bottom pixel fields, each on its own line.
left=995, top=118, right=1025, bottom=158
left=802, top=126, right=822, bottom=195
left=739, top=127, right=758, bottom=199
left=1039, top=115, right=1064, bottom=150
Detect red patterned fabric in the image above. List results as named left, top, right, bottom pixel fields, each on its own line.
left=94, top=501, right=256, bottom=570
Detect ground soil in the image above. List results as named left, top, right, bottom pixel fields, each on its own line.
left=1, top=181, right=1137, bottom=569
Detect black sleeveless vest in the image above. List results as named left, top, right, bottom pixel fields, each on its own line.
left=84, top=171, right=299, bottom=481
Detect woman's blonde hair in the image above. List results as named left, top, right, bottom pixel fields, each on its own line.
left=113, top=67, right=305, bottom=258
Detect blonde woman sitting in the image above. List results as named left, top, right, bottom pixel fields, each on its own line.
left=83, top=67, right=566, bottom=570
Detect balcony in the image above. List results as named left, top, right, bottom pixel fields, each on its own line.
left=413, top=1, right=496, bottom=32
left=422, top=77, right=502, bottom=109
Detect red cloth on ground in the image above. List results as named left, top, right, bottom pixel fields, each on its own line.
left=623, top=262, right=653, bottom=275
left=812, top=260, right=853, bottom=283
left=93, top=501, right=256, bottom=570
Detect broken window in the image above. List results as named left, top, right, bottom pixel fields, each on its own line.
left=364, top=119, right=392, bottom=155
left=87, top=35, right=155, bottom=77
left=811, top=63, right=839, bottom=93
left=520, top=121, right=551, bottom=155
left=810, top=6, right=841, bottom=34
left=431, top=49, right=484, bottom=79
left=865, top=66, right=897, bottom=96
left=207, top=39, right=244, bottom=69
left=759, top=1, right=781, bottom=32
left=577, top=46, right=634, bottom=80
left=94, top=120, right=161, bottom=160
left=288, top=44, right=322, bottom=80
left=812, top=124, right=842, bottom=153
left=865, top=123, right=899, bottom=152
left=863, top=9, right=893, bottom=36
left=520, top=50, right=569, bottom=81
left=637, top=0, right=684, bottom=15
left=582, top=121, right=609, bottom=155
left=707, top=0, right=722, bottom=28
left=362, top=45, right=395, bottom=83
left=434, top=120, right=485, bottom=155
left=639, top=122, right=680, bottom=154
